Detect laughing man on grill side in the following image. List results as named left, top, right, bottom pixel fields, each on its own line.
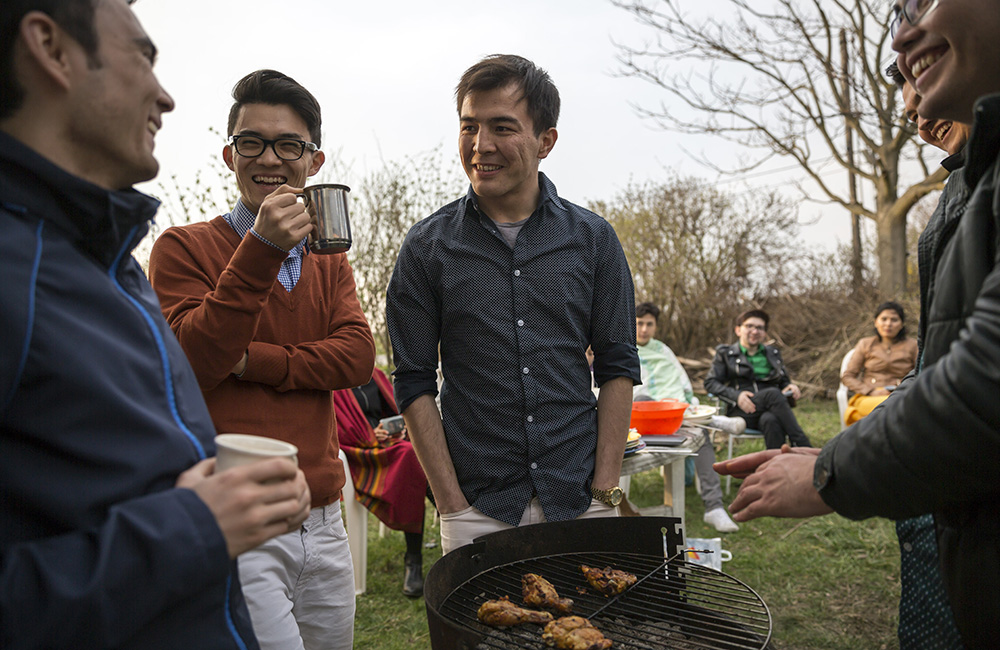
left=716, top=1, right=1000, bottom=646
left=386, top=54, right=641, bottom=554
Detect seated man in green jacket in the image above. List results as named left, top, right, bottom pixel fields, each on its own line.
left=704, top=309, right=811, bottom=449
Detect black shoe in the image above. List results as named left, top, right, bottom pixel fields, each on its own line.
left=403, top=552, right=424, bottom=598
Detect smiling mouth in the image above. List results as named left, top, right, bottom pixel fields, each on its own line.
left=474, top=164, right=502, bottom=172
left=253, top=175, right=287, bottom=186
left=911, top=51, right=943, bottom=79
left=147, top=120, right=160, bottom=135
left=931, top=121, right=953, bottom=142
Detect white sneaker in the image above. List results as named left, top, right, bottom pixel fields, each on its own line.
left=710, top=415, right=747, bottom=436
left=704, top=507, right=740, bottom=533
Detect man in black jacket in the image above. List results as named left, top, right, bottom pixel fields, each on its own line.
left=716, top=1, right=1000, bottom=646
left=704, top=309, right=811, bottom=449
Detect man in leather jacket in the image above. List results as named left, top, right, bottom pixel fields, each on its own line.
left=715, top=2, right=1000, bottom=646
left=704, top=309, right=812, bottom=449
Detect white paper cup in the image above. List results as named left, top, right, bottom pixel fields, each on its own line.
left=214, top=434, right=298, bottom=473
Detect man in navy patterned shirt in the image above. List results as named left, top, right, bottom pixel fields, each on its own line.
left=387, top=54, right=641, bottom=554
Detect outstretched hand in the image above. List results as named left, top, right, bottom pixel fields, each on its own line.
left=727, top=451, right=833, bottom=522
left=177, top=457, right=311, bottom=558
left=713, top=444, right=820, bottom=478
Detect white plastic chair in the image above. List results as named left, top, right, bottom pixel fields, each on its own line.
left=339, top=449, right=368, bottom=596
left=836, top=349, right=855, bottom=429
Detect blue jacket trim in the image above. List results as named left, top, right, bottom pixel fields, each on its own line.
left=3, top=220, right=44, bottom=412
left=225, top=573, right=250, bottom=650
left=108, top=225, right=206, bottom=460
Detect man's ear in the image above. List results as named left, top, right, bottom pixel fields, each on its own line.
left=222, top=143, right=235, bottom=171
left=537, top=127, right=558, bottom=160
left=308, top=150, right=325, bottom=177
left=18, top=11, right=80, bottom=92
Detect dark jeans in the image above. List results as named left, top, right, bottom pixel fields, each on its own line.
left=734, top=387, right=812, bottom=449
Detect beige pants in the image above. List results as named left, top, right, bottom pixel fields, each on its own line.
left=237, top=504, right=355, bottom=650
left=439, top=498, right=618, bottom=555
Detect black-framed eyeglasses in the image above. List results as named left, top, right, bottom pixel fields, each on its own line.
left=230, top=135, right=317, bottom=161
left=890, top=0, right=941, bottom=38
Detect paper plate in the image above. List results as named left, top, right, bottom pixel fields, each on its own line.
left=683, top=404, right=717, bottom=423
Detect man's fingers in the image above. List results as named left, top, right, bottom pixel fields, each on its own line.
left=175, top=458, right=215, bottom=488
left=713, top=449, right=781, bottom=476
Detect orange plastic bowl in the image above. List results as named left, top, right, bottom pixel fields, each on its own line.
left=630, top=399, right=689, bottom=436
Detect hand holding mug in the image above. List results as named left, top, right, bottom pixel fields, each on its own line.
left=253, top=185, right=314, bottom=252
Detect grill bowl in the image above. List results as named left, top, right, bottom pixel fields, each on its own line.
left=630, top=399, right=688, bottom=435
left=424, top=517, right=772, bottom=650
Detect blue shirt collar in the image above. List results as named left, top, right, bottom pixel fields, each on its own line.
left=461, top=171, right=567, bottom=221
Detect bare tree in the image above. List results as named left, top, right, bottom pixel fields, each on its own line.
left=349, top=148, right=465, bottom=364
left=611, top=0, right=947, bottom=297
left=592, top=176, right=800, bottom=353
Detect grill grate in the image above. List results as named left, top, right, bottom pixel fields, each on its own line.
left=437, top=551, right=770, bottom=649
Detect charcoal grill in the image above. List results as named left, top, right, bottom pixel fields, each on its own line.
left=425, top=517, right=771, bottom=649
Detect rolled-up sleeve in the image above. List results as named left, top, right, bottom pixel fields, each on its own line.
left=589, top=222, right=641, bottom=387
left=386, top=226, right=442, bottom=413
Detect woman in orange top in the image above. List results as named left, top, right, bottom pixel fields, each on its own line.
left=841, top=302, right=918, bottom=426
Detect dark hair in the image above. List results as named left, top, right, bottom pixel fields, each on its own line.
left=885, top=62, right=906, bottom=88
left=0, top=0, right=123, bottom=120
left=873, top=300, right=907, bottom=341
left=635, top=301, right=660, bottom=321
left=736, top=309, right=770, bottom=329
left=455, top=54, right=560, bottom=136
left=227, top=69, right=322, bottom=147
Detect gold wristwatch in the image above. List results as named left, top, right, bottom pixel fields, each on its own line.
left=590, top=485, right=624, bottom=507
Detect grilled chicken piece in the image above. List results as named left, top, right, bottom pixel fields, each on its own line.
left=579, top=565, right=637, bottom=596
left=523, top=573, right=574, bottom=613
left=477, top=596, right=554, bottom=627
left=542, top=616, right=612, bottom=650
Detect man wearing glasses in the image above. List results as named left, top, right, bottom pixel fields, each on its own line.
left=704, top=309, right=812, bottom=449
left=149, top=69, right=375, bottom=650
left=716, top=1, right=1000, bottom=645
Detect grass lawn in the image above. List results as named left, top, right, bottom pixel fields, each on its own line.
left=350, top=398, right=901, bottom=649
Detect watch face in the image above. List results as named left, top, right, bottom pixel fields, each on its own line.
left=609, top=487, right=623, bottom=506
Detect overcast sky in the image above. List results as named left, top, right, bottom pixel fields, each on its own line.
left=132, top=0, right=875, bottom=249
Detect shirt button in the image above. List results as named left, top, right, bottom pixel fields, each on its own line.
left=514, top=269, right=521, bottom=277
left=523, top=367, right=529, bottom=374
left=903, top=542, right=913, bottom=552
left=527, top=415, right=534, bottom=423
left=530, top=462, right=538, bottom=470
left=517, top=319, right=524, bottom=327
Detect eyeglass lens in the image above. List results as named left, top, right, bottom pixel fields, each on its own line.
left=890, top=0, right=940, bottom=37
left=233, top=136, right=308, bottom=161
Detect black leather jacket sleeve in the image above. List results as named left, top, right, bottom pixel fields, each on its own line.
left=704, top=345, right=741, bottom=405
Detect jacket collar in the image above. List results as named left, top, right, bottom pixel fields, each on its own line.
left=942, top=148, right=966, bottom=173
left=0, top=130, right=160, bottom=267
left=963, top=93, right=1000, bottom=191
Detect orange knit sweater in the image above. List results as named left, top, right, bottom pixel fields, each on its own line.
left=149, top=216, right=375, bottom=507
